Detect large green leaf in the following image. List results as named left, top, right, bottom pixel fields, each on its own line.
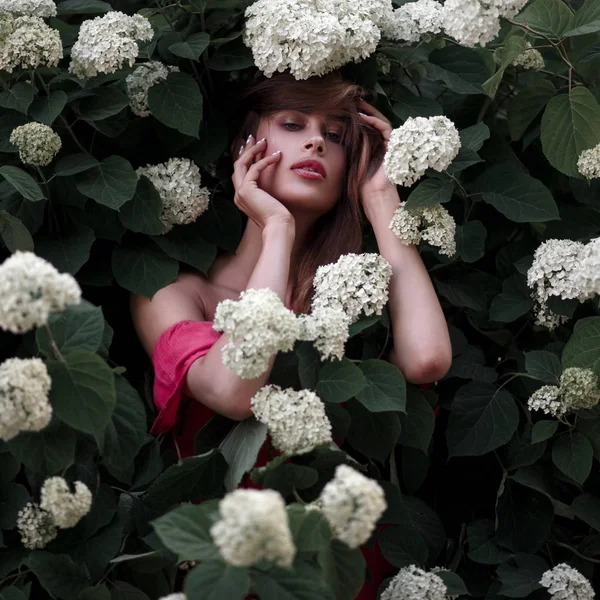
left=472, top=163, right=559, bottom=222
left=206, top=39, right=254, bottom=71
left=184, top=561, right=250, bottom=600
left=148, top=72, right=202, bottom=137
left=29, top=90, right=68, bottom=125
left=80, top=88, right=129, bottom=121
left=35, top=223, right=95, bottom=275
left=0, top=210, right=33, bottom=251
left=0, top=483, right=28, bottom=529
left=112, top=239, right=179, bottom=298
left=346, top=400, right=401, bottom=460
left=446, top=382, right=519, bottom=457
left=318, top=540, right=365, bottom=600
left=252, top=563, right=335, bottom=600
left=0, top=83, right=35, bottom=115
left=563, top=0, right=600, bottom=37
left=562, top=317, right=600, bottom=377
left=56, top=0, right=112, bottom=13
left=466, top=519, right=512, bottom=564
left=0, top=166, right=44, bottom=201
left=525, top=350, right=562, bottom=384
left=169, top=32, right=211, bottom=60
left=541, top=87, right=600, bottom=178
left=552, top=432, right=593, bottom=484
left=404, top=179, right=453, bottom=210
left=398, top=387, right=435, bottom=452
left=508, top=81, right=555, bottom=141
left=27, top=552, right=91, bottom=600
left=455, top=220, right=486, bottom=263
left=355, top=359, right=406, bottom=413
left=316, top=358, right=366, bottom=404
left=47, top=351, right=116, bottom=440
left=497, top=553, right=548, bottom=598
left=287, top=504, right=331, bottom=554
left=513, top=0, right=574, bottom=38
left=482, top=36, right=529, bottom=99
left=378, top=524, right=428, bottom=567
left=75, top=156, right=137, bottom=209
left=489, top=273, right=533, bottom=322
left=118, top=176, right=166, bottom=236
left=425, top=46, right=489, bottom=94
left=55, top=153, right=100, bottom=177
left=0, top=587, right=26, bottom=600
left=571, top=493, right=600, bottom=531
left=392, top=92, right=443, bottom=121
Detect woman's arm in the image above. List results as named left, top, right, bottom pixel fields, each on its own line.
left=131, top=219, right=295, bottom=421
left=364, top=189, right=453, bottom=385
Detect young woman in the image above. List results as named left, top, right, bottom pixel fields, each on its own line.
left=130, top=71, right=453, bottom=598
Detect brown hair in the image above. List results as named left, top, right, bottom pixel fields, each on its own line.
left=230, top=71, right=385, bottom=314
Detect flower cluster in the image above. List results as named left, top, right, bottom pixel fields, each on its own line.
left=210, top=489, right=295, bottom=567
left=213, top=288, right=300, bottom=378
left=577, top=142, right=600, bottom=180
left=251, top=385, right=332, bottom=455
left=0, top=251, right=81, bottom=334
left=312, top=253, right=392, bottom=323
left=298, top=305, right=351, bottom=361
left=0, top=14, right=62, bottom=72
left=383, top=0, right=443, bottom=44
left=511, top=41, right=545, bottom=71
left=389, top=201, right=457, bottom=256
left=10, top=122, right=61, bottom=166
left=540, top=563, right=595, bottom=600
left=16, top=502, right=57, bottom=549
left=158, top=595, right=187, bottom=600
left=136, top=158, right=210, bottom=233
left=126, top=61, right=180, bottom=117
left=526, top=238, right=600, bottom=329
left=40, top=477, right=93, bottom=529
left=441, top=0, right=528, bottom=47
left=0, top=357, right=52, bottom=442
left=316, top=464, right=387, bottom=548
left=242, top=0, right=392, bottom=79
left=527, top=367, right=600, bottom=418
left=383, top=116, right=461, bottom=187
left=381, top=565, right=448, bottom=600
left=69, top=11, right=153, bottom=78
left=0, top=0, right=56, bottom=17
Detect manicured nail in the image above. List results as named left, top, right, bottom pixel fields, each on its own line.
left=238, top=145, right=244, bottom=155
left=358, top=112, right=367, bottom=116
left=272, top=150, right=281, bottom=155
left=257, top=137, right=266, bottom=144
left=247, top=134, right=253, bottom=144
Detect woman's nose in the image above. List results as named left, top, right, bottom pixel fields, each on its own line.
left=304, top=136, right=325, bottom=154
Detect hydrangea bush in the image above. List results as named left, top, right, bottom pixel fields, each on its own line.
left=0, top=0, right=599, bottom=599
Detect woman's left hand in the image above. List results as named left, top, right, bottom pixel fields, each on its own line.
left=357, top=100, right=398, bottom=209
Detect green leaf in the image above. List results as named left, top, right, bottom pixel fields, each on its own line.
left=118, top=176, right=166, bottom=235
left=541, top=87, right=600, bottom=178
left=404, top=179, right=454, bottom=210
left=27, top=552, right=91, bottom=600
left=47, top=351, right=116, bottom=439
left=151, top=502, right=219, bottom=561
left=0, top=83, right=35, bottom=115
left=436, top=571, right=469, bottom=596
left=29, top=90, right=68, bottom=125
left=513, top=0, right=574, bottom=39
left=0, top=587, right=26, bottom=600
left=7, top=420, right=76, bottom=475
left=508, top=81, right=555, bottom=141
left=466, top=519, right=512, bottom=565
left=472, top=163, right=559, bottom=222
left=392, top=93, right=443, bottom=121
left=346, top=400, right=401, bottom=460
left=35, top=222, right=95, bottom=274
left=562, top=317, right=600, bottom=377
left=109, top=581, right=150, bottom=600
left=563, top=0, right=600, bottom=36
left=482, top=36, right=529, bottom=99
left=148, top=72, right=202, bottom=137
left=184, top=561, right=250, bottom=600
left=318, top=540, right=365, bottom=600
left=398, top=387, right=435, bottom=452
left=497, top=553, right=548, bottom=598
left=206, top=39, right=254, bottom=71
left=78, top=585, right=110, bottom=600
left=287, top=504, right=331, bottom=554
left=297, top=342, right=320, bottom=389
left=75, top=156, right=137, bottom=209
left=0, top=209, right=33, bottom=251
left=446, top=382, right=519, bottom=457
left=112, top=239, right=179, bottom=298
left=355, top=359, right=406, bottom=413
left=0, top=483, right=28, bottom=528
left=36, top=301, right=105, bottom=357
left=571, top=493, right=600, bottom=532
left=252, top=563, right=334, bottom=600
left=80, top=88, right=129, bottom=121
left=455, top=220, right=486, bottom=263
left=260, top=463, right=318, bottom=496
left=552, top=432, right=593, bottom=484
left=57, top=0, right=112, bottom=13
left=378, top=524, right=428, bottom=567
left=425, top=46, right=489, bottom=95
left=169, top=32, right=211, bottom=60
left=219, top=418, right=267, bottom=491
left=531, top=420, right=559, bottom=443
left=460, top=122, right=490, bottom=152
left=0, top=166, right=44, bottom=201
left=316, top=358, right=366, bottom=404
left=55, top=153, right=100, bottom=177
left=525, top=350, right=562, bottom=383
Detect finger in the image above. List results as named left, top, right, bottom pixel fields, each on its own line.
left=359, top=113, right=392, bottom=142
left=358, top=100, right=390, bottom=124
left=245, top=151, right=281, bottom=182
left=237, top=137, right=267, bottom=168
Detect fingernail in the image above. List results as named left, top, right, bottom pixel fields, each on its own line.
left=247, top=134, right=253, bottom=144
left=258, top=138, right=266, bottom=144
left=238, top=145, right=244, bottom=155
left=272, top=150, right=281, bottom=155
left=358, top=112, right=367, bottom=116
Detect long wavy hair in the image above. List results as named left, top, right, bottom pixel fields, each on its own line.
left=230, top=71, right=386, bottom=314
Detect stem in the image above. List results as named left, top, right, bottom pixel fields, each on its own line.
left=35, top=166, right=52, bottom=201
left=58, top=115, right=89, bottom=155
left=477, top=97, right=493, bottom=123
left=549, top=540, right=600, bottom=565
left=292, top=488, right=306, bottom=504
left=44, top=324, right=66, bottom=363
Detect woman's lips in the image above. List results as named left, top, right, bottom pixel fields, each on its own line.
left=291, top=168, right=324, bottom=180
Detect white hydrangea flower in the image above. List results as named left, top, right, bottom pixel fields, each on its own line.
left=540, top=563, right=595, bottom=600
left=577, top=143, right=600, bottom=180
left=527, top=384, right=564, bottom=417
left=0, top=0, right=56, bottom=17
left=487, top=0, right=529, bottom=19
left=243, top=0, right=388, bottom=80
left=39, top=477, right=92, bottom=529
left=312, top=253, right=392, bottom=323
left=125, top=61, right=180, bottom=117
left=251, top=385, right=332, bottom=455
left=381, top=564, right=448, bottom=600
left=136, top=158, right=210, bottom=233
left=384, top=116, right=461, bottom=187
left=210, top=489, right=295, bottom=567
left=69, top=11, right=153, bottom=78
left=213, top=288, right=300, bottom=379
left=158, top=595, right=187, bottom=600
left=297, top=305, right=350, bottom=361
left=572, top=237, right=600, bottom=301
left=384, top=0, right=444, bottom=43
left=560, top=367, right=600, bottom=411
left=0, top=15, right=62, bottom=72
left=0, top=251, right=81, bottom=334
left=10, top=122, right=61, bottom=166
left=389, top=201, right=457, bottom=256
left=511, top=41, right=545, bottom=70
left=16, top=502, right=57, bottom=549
left=319, top=464, right=387, bottom=548
left=377, top=54, right=391, bottom=74
left=0, top=357, right=52, bottom=442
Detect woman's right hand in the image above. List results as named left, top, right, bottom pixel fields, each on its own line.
left=232, top=135, right=293, bottom=230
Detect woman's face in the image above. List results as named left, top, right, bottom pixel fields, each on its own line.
left=253, top=109, right=348, bottom=215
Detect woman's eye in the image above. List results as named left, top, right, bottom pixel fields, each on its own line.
left=327, top=132, right=342, bottom=143
left=283, top=123, right=301, bottom=131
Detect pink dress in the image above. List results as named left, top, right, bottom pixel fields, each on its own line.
left=150, top=319, right=395, bottom=599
